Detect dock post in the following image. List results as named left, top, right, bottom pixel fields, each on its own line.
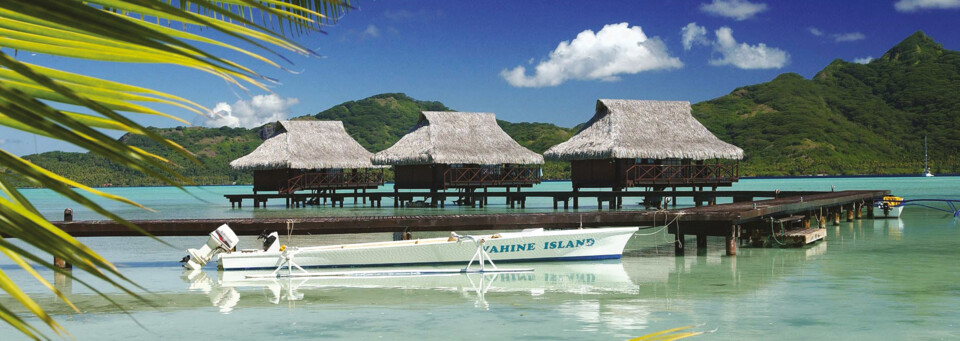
left=819, top=214, right=826, bottom=228
left=394, top=188, right=399, bottom=208
left=484, top=188, right=488, bottom=206
left=363, top=189, right=367, bottom=205
left=725, top=225, right=738, bottom=256
left=855, top=202, right=863, bottom=219
left=833, top=209, right=841, bottom=226
left=505, top=187, right=510, bottom=205
left=672, top=187, right=677, bottom=208
left=354, top=189, right=358, bottom=204
left=553, top=197, right=558, bottom=210
left=696, top=235, right=707, bottom=255
left=674, top=233, right=685, bottom=255
left=573, top=188, right=579, bottom=209
left=846, top=205, right=855, bottom=222
left=54, top=209, right=73, bottom=269
left=867, top=203, right=874, bottom=218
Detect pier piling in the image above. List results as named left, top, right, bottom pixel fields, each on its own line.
left=696, top=235, right=707, bottom=255
left=54, top=209, right=73, bottom=269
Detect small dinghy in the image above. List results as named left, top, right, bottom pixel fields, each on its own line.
left=181, top=225, right=639, bottom=272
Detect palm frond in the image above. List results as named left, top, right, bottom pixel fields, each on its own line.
left=0, top=0, right=353, bottom=339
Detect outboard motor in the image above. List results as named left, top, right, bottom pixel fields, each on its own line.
left=258, top=230, right=281, bottom=252
left=182, top=224, right=239, bottom=270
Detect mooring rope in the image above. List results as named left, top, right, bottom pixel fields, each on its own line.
left=286, top=219, right=296, bottom=244
left=636, top=211, right=683, bottom=237
left=770, top=218, right=786, bottom=246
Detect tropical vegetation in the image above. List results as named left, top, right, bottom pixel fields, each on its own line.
left=15, top=31, right=960, bottom=191
left=693, top=31, right=960, bottom=176
left=0, top=0, right=351, bottom=339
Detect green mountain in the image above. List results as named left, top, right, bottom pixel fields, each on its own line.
left=6, top=32, right=959, bottom=186
left=309, top=93, right=578, bottom=155
left=10, top=126, right=265, bottom=187
left=693, top=31, right=960, bottom=176
left=6, top=93, right=577, bottom=187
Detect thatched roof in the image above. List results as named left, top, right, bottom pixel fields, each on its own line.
left=230, top=120, right=379, bottom=170
left=544, top=99, right=743, bottom=161
left=372, top=112, right=544, bottom=166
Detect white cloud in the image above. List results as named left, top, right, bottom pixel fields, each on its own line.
left=384, top=9, right=416, bottom=21
left=363, top=24, right=380, bottom=38
left=700, top=0, right=768, bottom=21
left=681, top=22, right=710, bottom=50
left=204, top=94, right=299, bottom=128
left=710, top=27, right=788, bottom=69
left=853, top=56, right=874, bottom=64
left=500, top=23, right=682, bottom=88
left=833, top=32, right=865, bottom=42
left=895, top=0, right=960, bottom=12
left=810, top=27, right=866, bottom=42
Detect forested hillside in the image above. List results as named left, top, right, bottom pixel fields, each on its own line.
left=6, top=93, right=577, bottom=186
left=694, top=31, right=960, bottom=176
left=6, top=32, right=959, bottom=187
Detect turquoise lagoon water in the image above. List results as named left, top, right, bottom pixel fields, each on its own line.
left=1, top=177, right=958, bottom=340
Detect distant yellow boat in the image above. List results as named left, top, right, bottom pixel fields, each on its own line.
left=875, top=195, right=904, bottom=217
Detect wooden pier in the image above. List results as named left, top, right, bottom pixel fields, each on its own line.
left=224, top=189, right=822, bottom=209
left=47, top=190, right=889, bottom=257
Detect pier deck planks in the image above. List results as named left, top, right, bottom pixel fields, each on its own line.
left=37, top=190, right=889, bottom=238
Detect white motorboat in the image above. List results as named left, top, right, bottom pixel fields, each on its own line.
left=182, top=225, right=639, bottom=271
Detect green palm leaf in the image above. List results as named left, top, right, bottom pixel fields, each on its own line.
left=0, top=0, right=354, bottom=339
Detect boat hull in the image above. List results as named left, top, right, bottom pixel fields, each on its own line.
left=218, top=227, right=639, bottom=270
left=880, top=206, right=904, bottom=218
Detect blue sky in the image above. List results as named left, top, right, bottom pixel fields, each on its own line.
left=3, top=0, right=960, bottom=155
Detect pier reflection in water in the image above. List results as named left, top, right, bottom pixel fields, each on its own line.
left=2, top=207, right=956, bottom=339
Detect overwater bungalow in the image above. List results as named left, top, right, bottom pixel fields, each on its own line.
left=230, top=120, right=384, bottom=196
left=544, top=99, right=743, bottom=194
left=373, top=112, right=543, bottom=203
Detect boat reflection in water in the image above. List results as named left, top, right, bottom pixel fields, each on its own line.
left=182, top=261, right=638, bottom=313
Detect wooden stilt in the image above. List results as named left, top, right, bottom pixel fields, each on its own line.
left=833, top=210, right=841, bottom=225
left=55, top=209, right=73, bottom=269
left=573, top=188, right=579, bottom=209
left=725, top=226, right=738, bottom=256
left=846, top=205, right=855, bottom=222
left=696, top=235, right=707, bottom=255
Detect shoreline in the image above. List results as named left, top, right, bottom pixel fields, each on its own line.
left=11, top=174, right=954, bottom=190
